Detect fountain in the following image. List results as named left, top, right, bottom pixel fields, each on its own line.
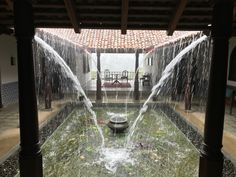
left=125, top=35, right=208, bottom=147
left=107, top=114, right=129, bottom=133
left=30, top=33, right=208, bottom=176
left=34, top=36, right=105, bottom=148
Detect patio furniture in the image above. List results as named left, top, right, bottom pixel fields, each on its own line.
left=140, top=73, right=151, bottom=86
left=104, top=69, right=113, bottom=82
left=120, top=70, right=129, bottom=82
left=112, top=73, right=120, bottom=84
left=226, top=87, right=236, bottom=115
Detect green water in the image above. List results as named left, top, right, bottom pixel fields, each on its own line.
left=42, top=107, right=199, bottom=177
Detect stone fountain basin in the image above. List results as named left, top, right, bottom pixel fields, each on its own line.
left=107, top=116, right=129, bottom=133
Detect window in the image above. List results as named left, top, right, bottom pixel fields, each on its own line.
left=147, top=57, right=153, bottom=66
left=83, top=53, right=90, bottom=73
left=229, top=47, right=236, bottom=81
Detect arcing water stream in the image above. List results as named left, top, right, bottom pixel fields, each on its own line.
left=34, top=36, right=105, bottom=148
left=34, top=34, right=208, bottom=174
left=125, top=35, right=208, bottom=147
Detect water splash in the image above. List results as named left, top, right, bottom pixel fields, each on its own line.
left=34, top=36, right=105, bottom=148
left=34, top=34, right=207, bottom=174
left=99, top=148, right=134, bottom=173
left=125, top=35, right=208, bottom=147
left=90, top=55, right=110, bottom=104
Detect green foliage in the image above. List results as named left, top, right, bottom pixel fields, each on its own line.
left=41, top=108, right=198, bottom=177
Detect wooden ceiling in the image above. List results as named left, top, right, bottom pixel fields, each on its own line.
left=0, top=0, right=235, bottom=35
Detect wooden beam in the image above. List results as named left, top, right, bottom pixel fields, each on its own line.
left=233, top=5, right=236, bottom=21
left=167, top=0, right=188, bottom=36
left=121, top=0, right=129, bottom=34
left=0, top=26, right=13, bottom=34
left=64, top=0, right=80, bottom=33
left=34, top=12, right=67, bottom=17
left=5, top=0, right=13, bottom=11
left=33, top=4, right=65, bottom=9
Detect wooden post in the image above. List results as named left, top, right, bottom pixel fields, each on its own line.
left=185, top=57, right=196, bottom=110
left=0, top=68, right=3, bottom=108
left=184, top=81, right=191, bottom=110
left=13, top=0, right=43, bottom=176
left=96, top=51, right=102, bottom=100
left=199, top=1, right=233, bottom=177
left=44, top=75, right=52, bottom=109
left=43, top=58, right=52, bottom=109
left=134, top=50, right=140, bottom=100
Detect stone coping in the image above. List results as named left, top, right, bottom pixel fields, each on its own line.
left=0, top=102, right=235, bottom=177
left=158, top=103, right=236, bottom=177
left=0, top=103, right=76, bottom=177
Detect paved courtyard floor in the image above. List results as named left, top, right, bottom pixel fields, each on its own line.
left=174, top=101, right=236, bottom=165
left=0, top=96, right=236, bottom=169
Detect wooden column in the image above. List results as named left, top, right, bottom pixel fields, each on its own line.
left=13, top=0, right=43, bottom=177
left=0, top=68, right=3, bottom=108
left=43, top=58, right=52, bottom=109
left=199, top=1, right=233, bottom=177
left=96, top=51, right=102, bottom=100
left=185, top=57, right=196, bottom=110
left=134, top=51, right=139, bottom=100
left=44, top=75, right=52, bottom=109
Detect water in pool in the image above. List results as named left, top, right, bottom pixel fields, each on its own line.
left=42, top=107, right=199, bottom=177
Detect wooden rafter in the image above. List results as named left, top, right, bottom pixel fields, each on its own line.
left=233, top=5, right=236, bottom=21
left=121, top=0, right=129, bottom=34
left=64, top=0, right=80, bottom=33
left=0, top=25, right=13, bottom=35
left=167, top=0, right=187, bottom=36
left=5, top=0, right=13, bottom=11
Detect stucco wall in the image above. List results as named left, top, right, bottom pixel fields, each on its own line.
left=0, top=35, right=19, bottom=105
left=0, top=35, right=18, bottom=84
left=36, top=30, right=92, bottom=92
left=227, top=37, right=236, bottom=87
left=75, top=49, right=91, bottom=89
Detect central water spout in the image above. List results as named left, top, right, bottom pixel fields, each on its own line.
left=107, top=116, right=129, bottom=133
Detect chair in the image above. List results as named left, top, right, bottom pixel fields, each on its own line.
left=226, top=87, right=236, bottom=115
left=120, top=70, right=128, bottom=82
left=104, top=69, right=113, bottom=82
left=140, top=73, right=151, bottom=86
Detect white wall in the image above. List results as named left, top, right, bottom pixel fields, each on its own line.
left=227, top=36, right=236, bottom=87
left=75, top=50, right=92, bottom=89
left=0, top=35, right=18, bottom=84
left=91, top=53, right=144, bottom=72
left=143, top=51, right=156, bottom=84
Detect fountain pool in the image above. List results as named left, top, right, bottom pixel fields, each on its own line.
left=41, top=105, right=199, bottom=177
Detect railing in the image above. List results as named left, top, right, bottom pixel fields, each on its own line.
left=91, top=71, right=140, bottom=80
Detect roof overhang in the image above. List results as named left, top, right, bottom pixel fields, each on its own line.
left=1, top=0, right=236, bottom=35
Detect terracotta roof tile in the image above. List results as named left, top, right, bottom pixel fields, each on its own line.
left=38, top=28, right=199, bottom=51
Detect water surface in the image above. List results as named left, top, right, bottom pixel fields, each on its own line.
left=42, top=107, right=199, bottom=177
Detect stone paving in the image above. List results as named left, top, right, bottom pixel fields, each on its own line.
left=0, top=104, right=19, bottom=134
left=0, top=100, right=70, bottom=161
left=175, top=102, right=236, bottom=166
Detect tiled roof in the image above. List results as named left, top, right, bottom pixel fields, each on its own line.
left=39, top=28, right=199, bottom=51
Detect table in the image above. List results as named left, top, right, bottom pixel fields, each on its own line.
left=140, top=74, right=151, bottom=86
left=112, top=74, right=120, bottom=85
